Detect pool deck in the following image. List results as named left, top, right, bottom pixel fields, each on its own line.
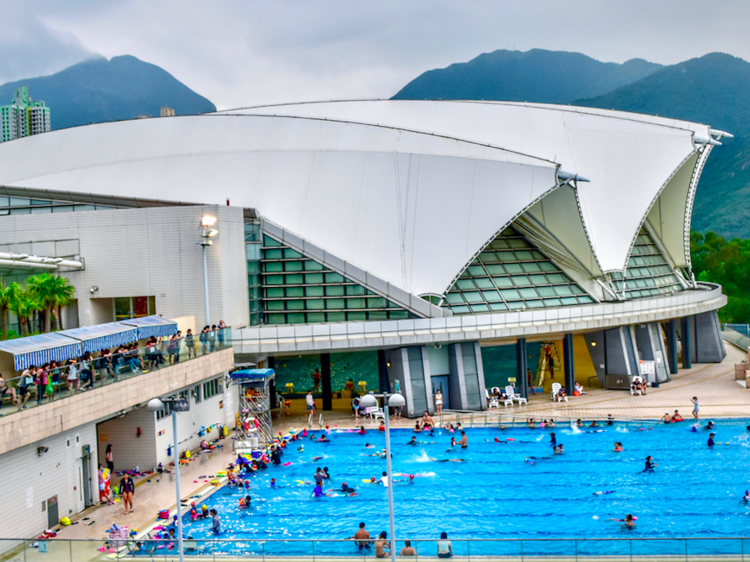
left=30, top=343, right=749, bottom=557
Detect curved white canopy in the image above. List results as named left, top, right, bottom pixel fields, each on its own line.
left=222, top=100, right=711, bottom=272
left=0, top=114, right=559, bottom=298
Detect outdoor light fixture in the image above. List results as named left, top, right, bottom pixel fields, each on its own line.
left=359, top=391, right=405, bottom=562
left=199, top=216, right=219, bottom=326
left=200, top=214, right=217, bottom=227
left=147, top=397, right=190, bottom=562
left=590, top=341, right=597, bottom=347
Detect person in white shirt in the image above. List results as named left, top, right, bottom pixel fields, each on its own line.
left=306, top=391, right=315, bottom=417
left=378, top=471, right=389, bottom=487
left=574, top=381, right=586, bottom=396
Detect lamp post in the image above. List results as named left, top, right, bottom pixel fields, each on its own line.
left=360, top=391, right=405, bottom=562
left=200, top=215, right=218, bottom=327
left=147, top=397, right=191, bottom=562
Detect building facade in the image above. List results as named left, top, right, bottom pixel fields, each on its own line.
left=0, top=86, right=51, bottom=143
left=0, top=99, right=729, bottom=418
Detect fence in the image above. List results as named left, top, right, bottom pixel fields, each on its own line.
left=3, top=536, right=750, bottom=561
left=0, top=328, right=231, bottom=417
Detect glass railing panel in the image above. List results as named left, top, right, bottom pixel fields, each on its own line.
left=0, top=539, right=26, bottom=562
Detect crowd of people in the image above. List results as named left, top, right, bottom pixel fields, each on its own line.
left=0, top=322, right=228, bottom=413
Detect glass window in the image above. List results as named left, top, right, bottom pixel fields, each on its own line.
left=554, top=285, right=573, bottom=296
left=287, top=313, right=306, bottom=324
left=547, top=273, right=565, bottom=283
left=264, top=249, right=283, bottom=259
left=347, top=298, right=366, bottom=309
left=482, top=290, right=502, bottom=302
left=305, top=273, right=324, bottom=284
left=266, top=276, right=283, bottom=285
left=457, top=279, right=475, bottom=290
left=508, top=301, right=526, bottom=310
left=368, top=311, right=388, bottom=320
left=285, top=274, right=303, bottom=284
left=286, top=300, right=304, bottom=310
left=451, top=306, right=470, bottom=314
left=284, top=248, right=302, bottom=259
left=347, top=311, right=367, bottom=321
left=267, top=313, right=285, bottom=324
left=368, top=297, right=387, bottom=308
left=284, top=261, right=303, bottom=272
left=286, top=287, right=304, bottom=297
left=521, top=262, right=541, bottom=273
left=327, top=312, right=346, bottom=322
left=325, top=272, right=344, bottom=283
left=304, top=261, right=324, bottom=271
left=266, top=288, right=284, bottom=298
left=485, top=264, right=505, bottom=275
left=526, top=299, right=544, bottom=308
left=493, top=277, right=513, bottom=288
left=133, top=296, right=149, bottom=317
left=326, top=298, right=345, bottom=309
left=306, top=286, right=324, bottom=297
left=489, top=302, right=508, bottom=311
left=325, top=285, right=344, bottom=296
left=470, top=304, right=489, bottom=313
left=543, top=298, right=562, bottom=307
left=500, top=289, right=521, bottom=300
left=445, top=293, right=464, bottom=304
left=504, top=263, right=523, bottom=274
left=463, top=292, right=483, bottom=303
left=511, top=275, right=530, bottom=286
left=114, top=297, right=131, bottom=321
left=529, top=275, right=547, bottom=285
left=468, top=265, right=486, bottom=276
left=519, top=288, right=538, bottom=299
left=267, top=301, right=284, bottom=311
left=264, top=262, right=283, bottom=272
left=306, top=299, right=324, bottom=310
left=345, top=285, right=366, bottom=296
left=537, top=286, right=556, bottom=297
left=475, top=278, right=494, bottom=289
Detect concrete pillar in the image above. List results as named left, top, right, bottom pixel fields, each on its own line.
left=693, top=311, right=727, bottom=363
left=634, top=323, right=670, bottom=384
left=321, top=353, right=332, bottom=411
left=604, top=327, right=639, bottom=376
left=474, top=343, right=488, bottom=410
left=563, top=333, right=575, bottom=392
left=516, top=338, right=528, bottom=398
left=681, top=317, right=692, bottom=370
left=665, top=320, right=679, bottom=375
left=448, top=344, right=469, bottom=409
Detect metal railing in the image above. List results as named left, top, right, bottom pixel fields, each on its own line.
left=2, top=536, right=750, bottom=561
left=0, top=328, right=231, bottom=417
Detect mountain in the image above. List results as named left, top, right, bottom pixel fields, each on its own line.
left=392, top=49, right=663, bottom=103
left=0, top=55, right=216, bottom=130
left=573, top=52, right=750, bottom=239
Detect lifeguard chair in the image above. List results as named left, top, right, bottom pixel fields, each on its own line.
left=231, top=368, right=275, bottom=455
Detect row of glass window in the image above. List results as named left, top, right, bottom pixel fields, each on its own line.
left=623, top=286, right=680, bottom=299
left=263, top=247, right=305, bottom=260
left=463, top=261, right=558, bottom=277
left=0, top=204, right=117, bottom=215
left=263, top=260, right=324, bottom=272
left=266, top=296, right=397, bottom=311
left=446, top=284, right=588, bottom=305
left=630, top=244, right=661, bottom=256
left=456, top=272, right=571, bottom=290
left=266, top=310, right=410, bottom=324
left=265, top=285, right=374, bottom=298
left=612, top=275, right=681, bottom=291
left=450, top=295, right=594, bottom=314
left=263, top=273, right=360, bottom=286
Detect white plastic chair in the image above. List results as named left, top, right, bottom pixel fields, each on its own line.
left=486, top=389, right=500, bottom=409
left=366, top=406, right=386, bottom=420
left=505, top=385, right=528, bottom=406
left=551, top=382, right=568, bottom=402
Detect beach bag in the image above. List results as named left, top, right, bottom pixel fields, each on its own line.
left=45, top=381, right=54, bottom=396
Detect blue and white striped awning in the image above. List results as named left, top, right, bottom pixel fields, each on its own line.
left=118, top=315, right=178, bottom=340
left=58, top=323, right=138, bottom=354
left=0, top=333, right=82, bottom=371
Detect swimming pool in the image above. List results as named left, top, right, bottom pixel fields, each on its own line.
left=175, top=420, right=750, bottom=556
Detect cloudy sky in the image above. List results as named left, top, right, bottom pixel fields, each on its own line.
left=2, top=0, right=749, bottom=110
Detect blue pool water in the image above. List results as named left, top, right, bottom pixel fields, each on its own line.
left=174, top=421, right=750, bottom=556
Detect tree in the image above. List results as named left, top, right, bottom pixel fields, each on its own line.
left=25, top=273, right=76, bottom=332
left=8, top=283, right=37, bottom=337
left=0, top=282, right=11, bottom=340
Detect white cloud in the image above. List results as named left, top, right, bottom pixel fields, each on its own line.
left=3, top=0, right=750, bottom=109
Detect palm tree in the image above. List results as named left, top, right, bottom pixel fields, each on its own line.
left=0, top=281, right=12, bottom=339
left=25, top=273, right=74, bottom=332
left=8, top=283, right=34, bottom=337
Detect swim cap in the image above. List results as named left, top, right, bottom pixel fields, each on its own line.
left=342, top=482, right=347, bottom=486
left=202, top=505, right=207, bottom=510
left=271, top=478, right=276, bottom=482
left=191, top=502, right=196, bottom=507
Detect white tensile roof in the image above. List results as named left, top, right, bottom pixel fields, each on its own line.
left=218, top=100, right=712, bottom=274
left=0, top=100, right=713, bottom=299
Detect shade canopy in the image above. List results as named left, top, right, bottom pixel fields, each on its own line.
left=0, top=333, right=82, bottom=371
left=118, top=315, right=178, bottom=340
left=57, top=323, right=139, bottom=354
left=230, top=368, right=275, bottom=380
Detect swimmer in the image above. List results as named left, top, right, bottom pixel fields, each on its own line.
left=742, top=490, right=750, bottom=504
left=576, top=419, right=583, bottom=428
left=644, top=455, right=657, bottom=472
left=323, top=467, right=331, bottom=480
left=239, top=495, right=251, bottom=508
left=311, top=484, right=326, bottom=498
left=707, top=433, right=716, bottom=447
left=297, top=446, right=305, bottom=452
left=590, top=420, right=598, bottom=428
left=310, top=433, right=316, bottom=441
left=547, top=419, right=556, bottom=428
left=366, top=443, right=376, bottom=448
left=200, top=505, right=209, bottom=519
left=318, top=435, right=330, bottom=442
left=706, top=421, right=716, bottom=430
left=270, top=478, right=277, bottom=488
left=613, top=442, right=623, bottom=452
left=379, top=421, right=385, bottom=432
left=526, top=418, right=535, bottom=429
left=458, top=431, right=468, bottom=449
left=413, top=422, right=422, bottom=433
left=550, top=432, right=557, bottom=447
left=661, top=412, right=671, bottom=424
left=359, top=426, right=366, bottom=435
left=339, top=482, right=357, bottom=495
left=672, top=410, right=684, bottom=422
left=407, top=437, right=418, bottom=446
left=554, top=444, right=564, bottom=454
left=609, top=514, right=637, bottom=529
left=607, top=414, right=614, bottom=426
left=428, top=456, right=465, bottom=462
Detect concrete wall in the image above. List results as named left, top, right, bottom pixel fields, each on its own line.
left=0, top=422, right=97, bottom=539
left=0, top=204, right=249, bottom=330
left=0, top=348, right=234, bottom=456
left=96, top=406, right=156, bottom=472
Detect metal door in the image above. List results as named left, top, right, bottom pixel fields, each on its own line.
left=47, top=496, right=58, bottom=529
left=431, top=375, right=450, bottom=410
left=81, top=451, right=93, bottom=508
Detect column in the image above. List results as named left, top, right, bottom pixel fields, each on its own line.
left=516, top=338, right=528, bottom=399
left=563, top=333, right=575, bottom=393
left=681, top=317, right=692, bottom=370
left=665, top=320, right=679, bottom=375
left=321, top=353, right=332, bottom=411
left=377, top=350, right=390, bottom=394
